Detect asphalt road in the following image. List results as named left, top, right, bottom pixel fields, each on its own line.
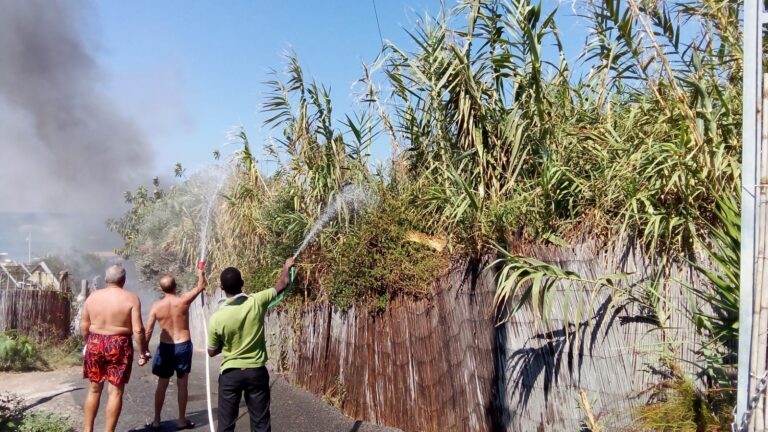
left=3, top=347, right=401, bottom=432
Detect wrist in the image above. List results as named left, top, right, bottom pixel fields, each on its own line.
left=277, top=277, right=288, bottom=291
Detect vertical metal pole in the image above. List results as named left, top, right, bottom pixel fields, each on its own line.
left=738, top=0, right=762, bottom=422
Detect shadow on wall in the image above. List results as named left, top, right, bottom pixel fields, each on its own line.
left=506, top=296, right=620, bottom=414
left=489, top=239, right=707, bottom=431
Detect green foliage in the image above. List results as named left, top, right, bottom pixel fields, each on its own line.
left=688, top=191, right=740, bottom=389
left=491, top=243, right=627, bottom=325
left=634, top=376, right=732, bottom=432
left=107, top=179, right=165, bottom=258
left=324, top=189, right=449, bottom=310
left=0, top=392, right=75, bottom=432
left=0, top=331, right=81, bottom=372
left=17, top=412, right=75, bottom=432
left=380, top=0, right=741, bottom=256
left=0, top=331, right=42, bottom=372
left=38, top=336, right=83, bottom=369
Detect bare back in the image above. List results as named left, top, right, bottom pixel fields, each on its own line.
left=84, top=287, right=140, bottom=336
left=150, top=295, right=193, bottom=344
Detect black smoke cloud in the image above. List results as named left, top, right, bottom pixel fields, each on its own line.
left=0, top=0, right=153, bottom=215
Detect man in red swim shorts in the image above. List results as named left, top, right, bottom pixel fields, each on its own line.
left=80, top=264, right=150, bottom=432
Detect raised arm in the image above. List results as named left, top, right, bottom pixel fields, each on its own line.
left=274, top=258, right=295, bottom=295
left=181, top=267, right=207, bottom=305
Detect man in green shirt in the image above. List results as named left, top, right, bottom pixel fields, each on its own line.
left=207, top=258, right=294, bottom=432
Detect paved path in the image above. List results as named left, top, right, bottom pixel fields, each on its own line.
left=1, top=349, right=400, bottom=432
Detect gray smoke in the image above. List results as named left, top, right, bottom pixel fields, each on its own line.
left=0, top=0, right=152, bottom=215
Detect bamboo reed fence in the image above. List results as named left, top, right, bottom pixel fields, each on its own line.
left=189, top=240, right=704, bottom=431
left=0, top=288, right=71, bottom=340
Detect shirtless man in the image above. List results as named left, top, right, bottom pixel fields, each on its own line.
left=144, top=267, right=206, bottom=430
left=80, top=264, right=150, bottom=432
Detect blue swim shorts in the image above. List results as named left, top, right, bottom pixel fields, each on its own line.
left=152, top=340, right=193, bottom=379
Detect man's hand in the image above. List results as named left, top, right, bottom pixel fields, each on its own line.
left=275, top=258, right=295, bottom=294
left=282, top=258, right=295, bottom=276
left=138, top=351, right=151, bottom=367
left=197, top=267, right=207, bottom=289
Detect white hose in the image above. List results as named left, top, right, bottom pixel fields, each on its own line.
left=201, top=295, right=216, bottom=432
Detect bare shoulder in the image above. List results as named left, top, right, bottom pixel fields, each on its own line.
left=150, top=297, right=166, bottom=312
left=122, top=290, right=141, bottom=305
left=84, top=289, right=103, bottom=304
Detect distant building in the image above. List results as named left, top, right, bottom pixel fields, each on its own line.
left=0, top=260, right=63, bottom=290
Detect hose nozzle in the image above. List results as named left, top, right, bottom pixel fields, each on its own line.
left=198, top=260, right=205, bottom=270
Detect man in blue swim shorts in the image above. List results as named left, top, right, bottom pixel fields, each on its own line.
left=145, top=266, right=206, bottom=430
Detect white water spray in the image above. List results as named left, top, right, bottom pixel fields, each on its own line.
left=196, top=165, right=230, bottom=432
left=293, top=183, right=375, bottom=259
left=199, top=168, right=230, bottom=264
left=70, top=298, right=84, bottom=336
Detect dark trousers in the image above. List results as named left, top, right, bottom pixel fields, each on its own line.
left=217, top=366, right=271, bottom=432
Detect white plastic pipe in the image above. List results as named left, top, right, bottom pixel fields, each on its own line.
left=201, top=294, right=216, bottom=432
left=737, top=0, right=762, bottom=422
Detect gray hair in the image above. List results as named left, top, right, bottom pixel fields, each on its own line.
left=105, top=264, right=126, bottom=286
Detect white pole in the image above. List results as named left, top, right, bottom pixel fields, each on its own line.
left=27, top=232, right=31, bottom=264
left=201, top=295, right=216, bottom=432
left=738, top=0, right=763, bottom=424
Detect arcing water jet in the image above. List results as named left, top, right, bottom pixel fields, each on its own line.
left=196, top=165, right=230, bottom=432
left=268, top=183, right=375, bottom=308
left=292, top=183, right=374, bottom=260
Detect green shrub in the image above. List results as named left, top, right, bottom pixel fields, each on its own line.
left=324, top=190, right=449, bottom=310
left=38, top=336, right=83, bottom=369
left=0, top=332, right=81, bottom=372
left=0, top=392, right=75, bottom=432
left=0, top=331, right=42, bottom=371
left=18, top=412, right=75, bottom=432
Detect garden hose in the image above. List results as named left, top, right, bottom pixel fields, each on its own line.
left=268, top=265, right=295, bottom=308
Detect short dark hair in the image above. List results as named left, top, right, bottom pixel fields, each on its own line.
left=159, top=275, right=176, bottom=294
left=220, top=267, right=243, bottom=295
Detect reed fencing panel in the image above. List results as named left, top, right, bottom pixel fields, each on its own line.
left=0, top=289, right=71, bottom=339
left=190, top=240, right=705, bottom=431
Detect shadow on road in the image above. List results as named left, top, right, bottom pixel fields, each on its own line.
left=127, top=407, right=211, bottom=431
left=25, top=386, right=83, bottom=411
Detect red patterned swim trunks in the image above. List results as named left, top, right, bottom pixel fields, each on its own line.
left=83, top=333, right=133, bottom=385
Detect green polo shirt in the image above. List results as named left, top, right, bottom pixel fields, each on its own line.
left=207, top=288, right=276, bottom=372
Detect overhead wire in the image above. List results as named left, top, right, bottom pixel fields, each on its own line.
left=371, top=0, right=384, bottom=47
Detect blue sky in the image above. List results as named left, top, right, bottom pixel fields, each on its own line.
left=93, top=1, right=588, bottom=178
left=93, top=0, right=443, bottom=176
